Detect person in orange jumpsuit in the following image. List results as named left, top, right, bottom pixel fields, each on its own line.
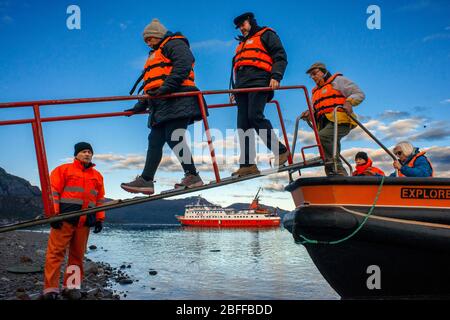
left=42, top=142, right=105, bottom=300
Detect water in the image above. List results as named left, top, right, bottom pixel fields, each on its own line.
left=87, top=224, right=339, bottom=300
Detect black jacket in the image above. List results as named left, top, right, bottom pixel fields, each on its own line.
left=133, top=32, right=208, bottom=128
left=233, top=26, right=288, bottom=89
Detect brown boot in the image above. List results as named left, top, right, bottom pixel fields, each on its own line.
left=231, top=165, right=260, bottom=177
left=275, top=150, right=290, bottom=167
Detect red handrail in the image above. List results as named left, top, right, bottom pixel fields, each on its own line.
left=0, top=86, right=323, bottom=217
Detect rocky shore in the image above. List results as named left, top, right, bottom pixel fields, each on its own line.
left=0, top=230, right=132, bottom=300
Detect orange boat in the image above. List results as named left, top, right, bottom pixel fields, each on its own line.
left=284, top=176, right=450, bottom=298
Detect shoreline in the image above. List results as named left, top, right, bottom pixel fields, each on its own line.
left=0, top=230, right=129, bottom=300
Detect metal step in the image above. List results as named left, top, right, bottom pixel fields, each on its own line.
left=0, top=159, right=324, bottom=233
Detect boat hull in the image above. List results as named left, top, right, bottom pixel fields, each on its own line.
left=284, top=177, right=450, bottom=299
left=176, top=217, right=280, bottom=228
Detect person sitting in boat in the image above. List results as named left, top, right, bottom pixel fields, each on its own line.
left=352, top=151, right=385, bottom=176
left=391, top=141, right=433, bottom=177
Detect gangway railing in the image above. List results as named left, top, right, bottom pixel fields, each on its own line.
left=0, top=86, right=325, bottom=221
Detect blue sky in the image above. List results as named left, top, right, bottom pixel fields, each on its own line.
left=0, top=0, right=449, bottom=211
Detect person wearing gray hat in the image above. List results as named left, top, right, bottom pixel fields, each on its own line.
left=230, top=12, right=289, bottom=177
left=122, top=18, right=207, bottom=195
left=301, top=62, right=365, bottom=176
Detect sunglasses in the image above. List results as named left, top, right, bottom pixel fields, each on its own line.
left=394, top=151, right=403, bottom=157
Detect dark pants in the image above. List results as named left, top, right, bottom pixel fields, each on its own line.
left=235, top=92, right=287, bottom=166
left=142, top=118, right=196, bottom=181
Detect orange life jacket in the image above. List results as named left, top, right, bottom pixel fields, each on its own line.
left=311, top=73, right=347, bottom=119
left=397, top=151, right=434, bottom=177
left=352, top=158, right=385, bottom=176
left=140, top=35, right=195, bottom=93
left=49, top=159, right=106, bottom=227
left=233, top=27, right=274, bottom=73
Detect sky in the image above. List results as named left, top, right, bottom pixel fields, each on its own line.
left=0, top=0, right=449, bottom=211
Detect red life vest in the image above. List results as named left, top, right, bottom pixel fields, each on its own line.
left=352, top=158, right=385, bottom=176
left=233, top=27, right=274, bottom=73
left=141, top=35, right=195, bottom=93
left=397, top=151, right=434, bottom=177
left=311, top=73, right=347, bottom=119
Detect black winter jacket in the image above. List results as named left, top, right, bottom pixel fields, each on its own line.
left=133, top=32, right=208, bottom=128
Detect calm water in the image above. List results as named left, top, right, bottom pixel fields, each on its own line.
left=86, top=224, right=339, bottom=300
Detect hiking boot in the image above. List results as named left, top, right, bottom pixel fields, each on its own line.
left=174, top=173, right=204, bottom=189
left=120, top=176, right=155, bottom=195
left=231, top=165, right=260, bottom=177
left=41, top=292, right=59, bottom=300
left=275, top=150, right=290, bottom=167
left=62, top=288, right=82, bottom=300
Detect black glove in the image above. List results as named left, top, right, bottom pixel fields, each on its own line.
left=50, top=221, right=63, bottom=229
left=124, top=100, right=148, bottom=117
left=93, top=221, right=103, bottom=234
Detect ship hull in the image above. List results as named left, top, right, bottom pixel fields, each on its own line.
left=284, top=177, right=450, bottom=299
left=176, top=217, right=280, bottom=228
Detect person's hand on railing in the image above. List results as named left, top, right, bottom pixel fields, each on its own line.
left=300, top=110, right=311, bottom=121
left=269, top=79, right=280, bottom=90
left=229, top=94, right=236, bottom=104
left=393, top=160, right=402, bottom=171
left=124, top=99, right=148, bottom=117
left=342, top=101, right=353, bottom=114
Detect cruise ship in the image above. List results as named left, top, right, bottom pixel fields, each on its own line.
left=175, top=189, right=280, bottom=228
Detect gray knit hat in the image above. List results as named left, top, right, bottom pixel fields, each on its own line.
left=142, top=18, right=167, bottom=40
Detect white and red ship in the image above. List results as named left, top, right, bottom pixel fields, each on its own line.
left=176, top=189, right=280, bottom=228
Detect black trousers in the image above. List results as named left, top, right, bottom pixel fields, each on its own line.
left=235, top=92, right=287, bottom=166
left=142, top=118, right=196, bottom=181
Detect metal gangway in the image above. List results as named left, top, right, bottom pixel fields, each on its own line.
left=0, top=86, right=327, bottom=233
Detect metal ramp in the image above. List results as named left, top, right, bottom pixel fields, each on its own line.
left=0, top=158, right=324, bottom=234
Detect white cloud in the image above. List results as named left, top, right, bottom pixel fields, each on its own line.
left=441, top=99, right=450, bottom=104
left=423, top=33, right=450, bottom=42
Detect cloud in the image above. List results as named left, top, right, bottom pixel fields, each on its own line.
left=409, top=126, right=450, bottom=141
left=441, top=99, right=450, bottom=104
left=377, top=118, right=422, bottom=139
left=263, top=183, right=285, bottom=192
left=119, top=23, right=127, bottom=30
left=378, top=110, right=411, bottom=120
left=94, top=153, right=145, bottom=170
left=190, top=39, right=234, bottom=50
left=423, top=33, right=450, bottom=42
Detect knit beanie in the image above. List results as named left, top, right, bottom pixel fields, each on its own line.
left=142, top=18, right=168, bottom=40
left=74, top=142, right=93, bottom=156
left=355, top=151, right=368, bottom=162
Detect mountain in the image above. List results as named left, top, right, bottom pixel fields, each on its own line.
left=105, top=196, right=213, bottom=224
left=0, top=166, right=290, bottom=225
left=0, top=167, right=43, bottom=223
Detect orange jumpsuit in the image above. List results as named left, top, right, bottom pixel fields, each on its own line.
left=43, top=159, right=105, bottom=294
